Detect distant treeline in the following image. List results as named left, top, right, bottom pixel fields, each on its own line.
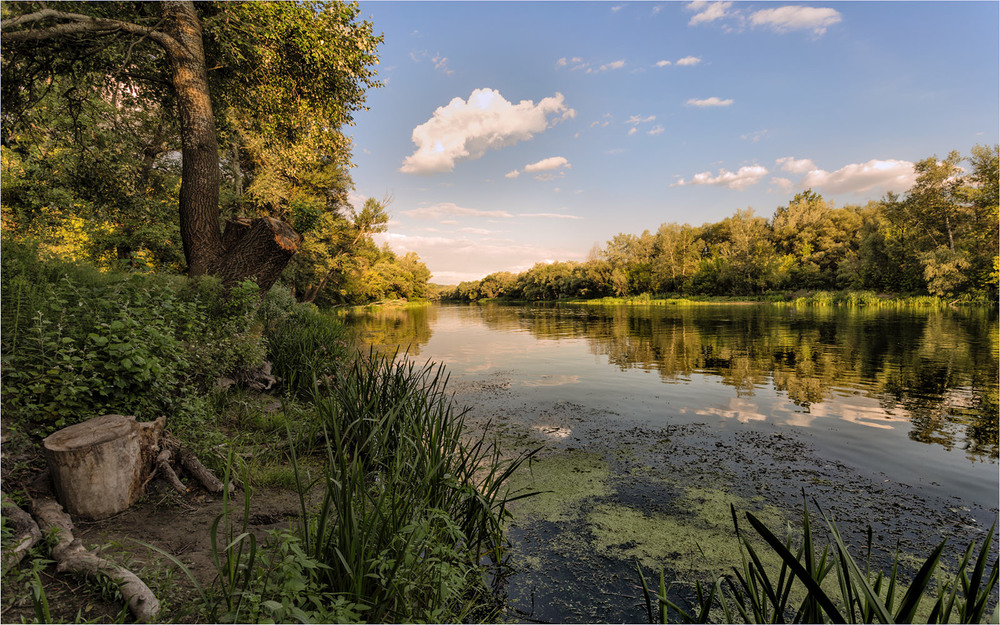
left=443, top=146, right=998, bottom=303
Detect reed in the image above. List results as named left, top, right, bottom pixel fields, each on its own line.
left=293, top=349, right=539, bottom=622
left=637, top=497, right=998, bottom=623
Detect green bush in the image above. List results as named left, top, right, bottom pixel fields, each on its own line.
left=263, top=303, right=352, bottom=394
left=0, top=240, right=267, bottom=437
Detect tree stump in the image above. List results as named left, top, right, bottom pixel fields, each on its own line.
left=42, top=415, right=163, bottom=520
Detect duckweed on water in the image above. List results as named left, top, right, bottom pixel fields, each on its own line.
left=589, top=485, right=786, bottom=574
left=507, top=450, right=612, bottom=523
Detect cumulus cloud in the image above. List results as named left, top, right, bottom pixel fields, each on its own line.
left=686, top=96, right=733, bottom=107
left=776, top=156, right=817, bottom=174
left=749, top=6, right=842, bottom=35
left=505, top=170, right=520, bottom=179
left=627, top=127, right=638, bottom=136
left=524, top=156, right=571, bottom=173
left=673, top=165, right=769, bottom=190
left=686, top=1, right=733, bottom=26
left=802, top=159, right=916, bottom=194
left=656, top=60, right=672, bottom=67
left=676, top=56, right=702, bottom=66
left=600, top=59, right=626, bottom=71
left=400, top=89, right=575, bottom=175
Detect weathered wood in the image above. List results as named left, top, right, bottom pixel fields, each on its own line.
left=43, top=415, right=145, bottom=519
left=155, top=448, right=188, bottom=494
left=178, top=448, right=233, bottom=494
left=1, top=492, right=41, bottom=574
left=32, top=497, right=160, bottom=622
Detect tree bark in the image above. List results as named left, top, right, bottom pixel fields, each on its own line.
left=161, top=1, right=223, bottom=278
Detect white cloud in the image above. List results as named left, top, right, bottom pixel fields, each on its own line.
left=400, top=88, right=575, bottom=174
left=776, top=156, right=817, bottom=174
left=676, top=56, right=702, bottom=66
left=556, top=57, right=568, bottom=67
left=627, top=127, right=638, bottom=136
left=648, top=125, right=665, bottom=136
left=770, top=177, right=795, bottom=192
left=611, top=4, right=624, bottom=12
left=656, top=60, right=672, bottom=67
left=741, top=129, right=768, bottom=143
left=431, top=54, right=454, bottom=75
left=403, top=202, right=513, bottom=220
left=627, top=114, right=657, bottom=125
left=519, top=212, right=582, bottom=220
left=505, top=170, right=520, bottom=179
left=802, top=159, right=916, bottom=194
left=600, top=59, right=626, bottom=71
left=686, top=96, right=733, bottom=107
left=673, top=165, right=769, bottom=190
left=524, top=156, right=571, bottom=172
left=686, top=1, right=734, bottom=26
left=749, top=6, right=842, bottom=36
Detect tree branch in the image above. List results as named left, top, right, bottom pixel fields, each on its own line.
left=1, top=8, right=183, bottom=59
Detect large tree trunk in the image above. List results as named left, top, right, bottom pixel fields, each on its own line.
left=162, top=1, right=223, bottom=278
left=1, top=2, right=302, bottom=292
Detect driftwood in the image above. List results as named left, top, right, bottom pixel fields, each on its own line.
left=31, top=497, right=160, bottom=622
left=1, top=492, right=42, bottom=574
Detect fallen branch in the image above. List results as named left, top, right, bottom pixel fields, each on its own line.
left=31, top=497, right=160, bottom=622
left=178, top=448, right=233, bottom=494
left=154, top=448, right=187, bottom=494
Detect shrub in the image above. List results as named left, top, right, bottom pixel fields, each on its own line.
left=0, top=240, right=267, bottom=437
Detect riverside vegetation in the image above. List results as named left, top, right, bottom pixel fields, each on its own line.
left=2, top=243, right=997, bottom=623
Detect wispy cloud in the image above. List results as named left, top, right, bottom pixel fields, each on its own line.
left=403, top=202, right=513, bottom=220
left=686, top=96, right=733, bottom=107
left=556, top=56, right=626, bottom=73
left=400, top=88, right=575, bottom=174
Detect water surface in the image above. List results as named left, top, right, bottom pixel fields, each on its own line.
left=347, top=303, right=998, bottom=622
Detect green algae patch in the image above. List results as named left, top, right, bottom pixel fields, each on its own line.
left=506, top=450, right=611, bottom=523
left=588, top=484, right=786, bottom=575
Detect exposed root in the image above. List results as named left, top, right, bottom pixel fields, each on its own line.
left=30, top=497, right=160, bottom=622
left=1, top=491, right=42, bottom=574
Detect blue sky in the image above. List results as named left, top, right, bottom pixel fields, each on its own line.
left=347, top=1, right=999, bottom=284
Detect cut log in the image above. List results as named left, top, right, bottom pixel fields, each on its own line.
left=32, top=497, right=159, bottom=622
left=42, top=415, right=164, bottom=520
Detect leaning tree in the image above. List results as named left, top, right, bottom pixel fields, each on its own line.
left=1, top=1, right=381, bottom=291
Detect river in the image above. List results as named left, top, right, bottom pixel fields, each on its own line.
left=345, top=302, right=998, bottom=622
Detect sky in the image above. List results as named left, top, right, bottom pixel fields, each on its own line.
left=346, top=1, right=1000, bottom=285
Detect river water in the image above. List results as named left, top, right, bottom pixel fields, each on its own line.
left=346, top=302, right=998, bottom=622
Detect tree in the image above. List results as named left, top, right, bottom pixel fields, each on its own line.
left=288, top=195, right=389, bottom=304
left=1, top=1, right=381, bottom=292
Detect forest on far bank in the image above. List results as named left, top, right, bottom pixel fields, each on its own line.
left=444, top=145, right=998, bottom=304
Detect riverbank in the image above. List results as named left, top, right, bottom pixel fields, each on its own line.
left=448, top=289, right=996, bottom=308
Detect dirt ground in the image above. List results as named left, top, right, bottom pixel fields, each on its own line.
left=2, top=477, right=305, bottom=624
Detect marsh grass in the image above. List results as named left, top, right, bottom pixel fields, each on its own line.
left=292, top=349, right=540, bottom=622
left=638, top=497, right=999, bottom=623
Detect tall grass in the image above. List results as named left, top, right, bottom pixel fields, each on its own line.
left=289, top=350, right=539, bottom=622
left=637, top=497, right=998, bottom=623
